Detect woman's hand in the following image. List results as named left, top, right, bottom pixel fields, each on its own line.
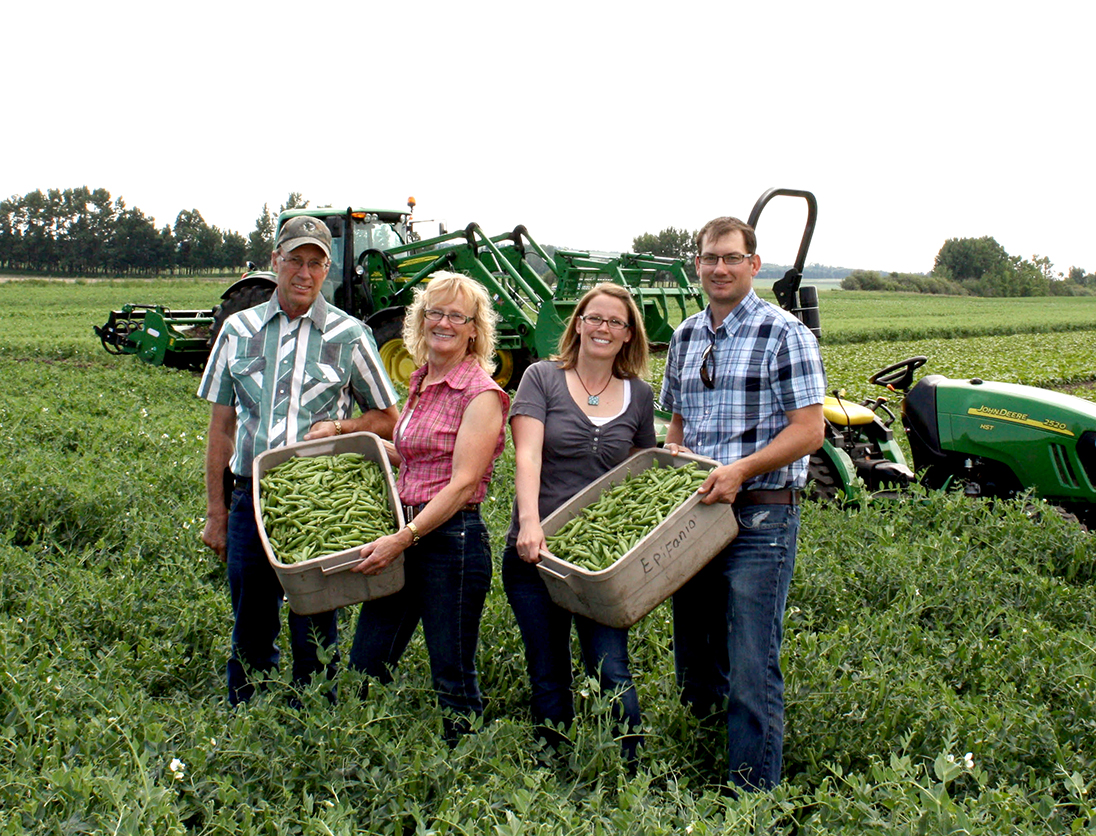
left=352, top=530, right=409, bottom=575
left=515, top=521, right=547, bottom=564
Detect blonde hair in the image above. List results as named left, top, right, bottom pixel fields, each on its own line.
left=402, top=271, right=499, bottom=373
left=554, top=283, right=649, bottom=379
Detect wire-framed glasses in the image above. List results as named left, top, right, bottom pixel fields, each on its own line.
left=280, top=254, right=330, bottom=272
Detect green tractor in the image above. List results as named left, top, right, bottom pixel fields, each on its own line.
left=752, top=188, right=1096, bottom=523
left=95, top=202, right=703, bottom=390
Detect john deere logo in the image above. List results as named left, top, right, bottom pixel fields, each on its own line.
left=967, top=406, right=1075, bottom=436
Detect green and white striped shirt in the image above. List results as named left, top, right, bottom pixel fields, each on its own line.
left=197, top=294, right=399, bottom=477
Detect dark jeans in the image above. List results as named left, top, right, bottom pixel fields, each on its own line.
left=349, top=509, right=492, bottom=738
left=225, top=486, right=338, bottom=706
left=672, top=502, right=800, bottom=791
left=502, top=545, right=642, bottom=760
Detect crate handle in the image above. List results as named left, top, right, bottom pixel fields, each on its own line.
left=321, top=557, right=362, bottom=576
left=537, top=557, right=570, bottom=580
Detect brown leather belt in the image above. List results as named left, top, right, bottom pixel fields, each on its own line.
left=734, top=489, right=800, bottom=507
left=403, top=503, right=479, bottom=522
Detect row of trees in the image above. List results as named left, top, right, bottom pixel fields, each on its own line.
left=634, top=225, right=1094, bottom=298
left=842, top=237, right=1095, bottom=297
left=0, top=187, right=307, bottom=277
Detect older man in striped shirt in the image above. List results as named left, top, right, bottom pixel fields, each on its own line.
left=198, top=215, right=399, bottom=706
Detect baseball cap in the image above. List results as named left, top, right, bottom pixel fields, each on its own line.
left=275, top=216, right=332, bottom=257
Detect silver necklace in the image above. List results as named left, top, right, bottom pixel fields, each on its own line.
left=576, top=370, right=612, bottom=406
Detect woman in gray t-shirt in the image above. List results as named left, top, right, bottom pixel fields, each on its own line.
left=502, top=283, right=656, bottom=761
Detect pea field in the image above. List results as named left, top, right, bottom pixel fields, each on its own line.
left=2, top=279, right=1095, bottom=834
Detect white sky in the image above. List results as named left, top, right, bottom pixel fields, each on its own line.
left=7, top=1, right=1094, bottom=275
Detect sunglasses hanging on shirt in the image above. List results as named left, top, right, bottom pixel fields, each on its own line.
left=700, top=339, right=716, bottom=389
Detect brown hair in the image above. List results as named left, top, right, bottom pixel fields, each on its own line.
left=554, top=283, right=649, bottom=379
left=696, top=216, right=757, bottom=255
left=402, top=271, right=499, bottom=373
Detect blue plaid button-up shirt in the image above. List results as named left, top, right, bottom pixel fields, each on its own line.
left=659, top=290, right=826, bottom=490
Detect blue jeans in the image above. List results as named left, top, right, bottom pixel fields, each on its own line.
left=672, top=503, right=800, bottom=791
left=349, top=509, right=492, bottom=738
left=225, top=486, right=338, bottom=706
left=502, top=545, right=642, bottom=760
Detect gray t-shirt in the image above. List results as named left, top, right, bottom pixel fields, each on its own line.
left=506, top=360, right=657, bottom=548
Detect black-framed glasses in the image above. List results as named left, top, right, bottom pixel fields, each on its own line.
left=424, top=309, right=474, bottom=324
left=577, top=314, right=631, bottom=331
left=700, top=339, right=716, bottom=389
left=698, top=252, right=753, bottom=266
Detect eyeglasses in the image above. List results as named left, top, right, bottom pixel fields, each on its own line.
left=577, top=314, right=631, bottom=331
left=698, top=253, right=753, bottom=267
left=700, top=340, right=716, bottom=389
left=424, top=309, right=474, bottom=325
left=280, top=254, right=330, bottom=272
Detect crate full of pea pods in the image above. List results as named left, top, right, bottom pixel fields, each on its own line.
left=536, top=449, right=738, bottom=629
left=252, top=432, right=405, bottom=615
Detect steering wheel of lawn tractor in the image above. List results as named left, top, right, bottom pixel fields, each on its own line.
left=869, top=356, right=927, bottom=392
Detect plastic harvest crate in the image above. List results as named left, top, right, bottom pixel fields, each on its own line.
left=252, top=432, right=405, bottom=615
left=536, top=449, right=738, bottom=629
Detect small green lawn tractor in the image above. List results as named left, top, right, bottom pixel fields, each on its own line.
left=754, top=189, right=1096, bottom=523
left=897, top=356, right=1096, bottom=526
left=819, top=353, right=1096, bottom=525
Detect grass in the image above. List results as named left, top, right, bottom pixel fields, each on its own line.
left=1, top=282, right=1095, bottom=833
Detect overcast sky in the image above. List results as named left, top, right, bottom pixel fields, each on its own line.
left=7, top=1, right=1093, bottom=274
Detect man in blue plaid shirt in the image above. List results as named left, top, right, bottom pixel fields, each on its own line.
left=661, top=216, right=825, bottom=791
left=199, top=216, right=399, bottom=706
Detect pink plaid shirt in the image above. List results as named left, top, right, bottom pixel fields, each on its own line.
left=395, top=357, right=510, bottom=505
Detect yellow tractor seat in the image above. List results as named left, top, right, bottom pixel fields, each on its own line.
left=823, top=395, right=877, bottom=426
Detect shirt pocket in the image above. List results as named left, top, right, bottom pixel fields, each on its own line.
left=301, top=360, right=349, bottom=409
left=227, top=355, right=266, bottom=411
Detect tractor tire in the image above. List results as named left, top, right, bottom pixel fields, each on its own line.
left=493, top=348, right=532, bottom=391
left=806, top=451, right=840, bottom=503
left=208, top=284, right=276, bottom=347
left=373, top=315, right=418, bottom=388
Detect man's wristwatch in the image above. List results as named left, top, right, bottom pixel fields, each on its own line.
left=333, top=420, right=343, bottom=435
left=405, top=521, right=420, bottom=545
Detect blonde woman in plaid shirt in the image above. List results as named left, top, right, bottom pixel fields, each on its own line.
left=349, top=272, right=510, bottom=743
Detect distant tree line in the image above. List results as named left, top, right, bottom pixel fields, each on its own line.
left=0, top=187, right=308, bottom=277
left=842, top=235, right=1095, bottom=297
left=633, top=225, right=1094, bottom=298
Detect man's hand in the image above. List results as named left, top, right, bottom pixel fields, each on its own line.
left=697, top=462, right=746, bottom=505
left=202, top=511, right=229, bottom=562
left=304, top=420, right=341, bottom=440
left=203, top=404, right=235, bottom=562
